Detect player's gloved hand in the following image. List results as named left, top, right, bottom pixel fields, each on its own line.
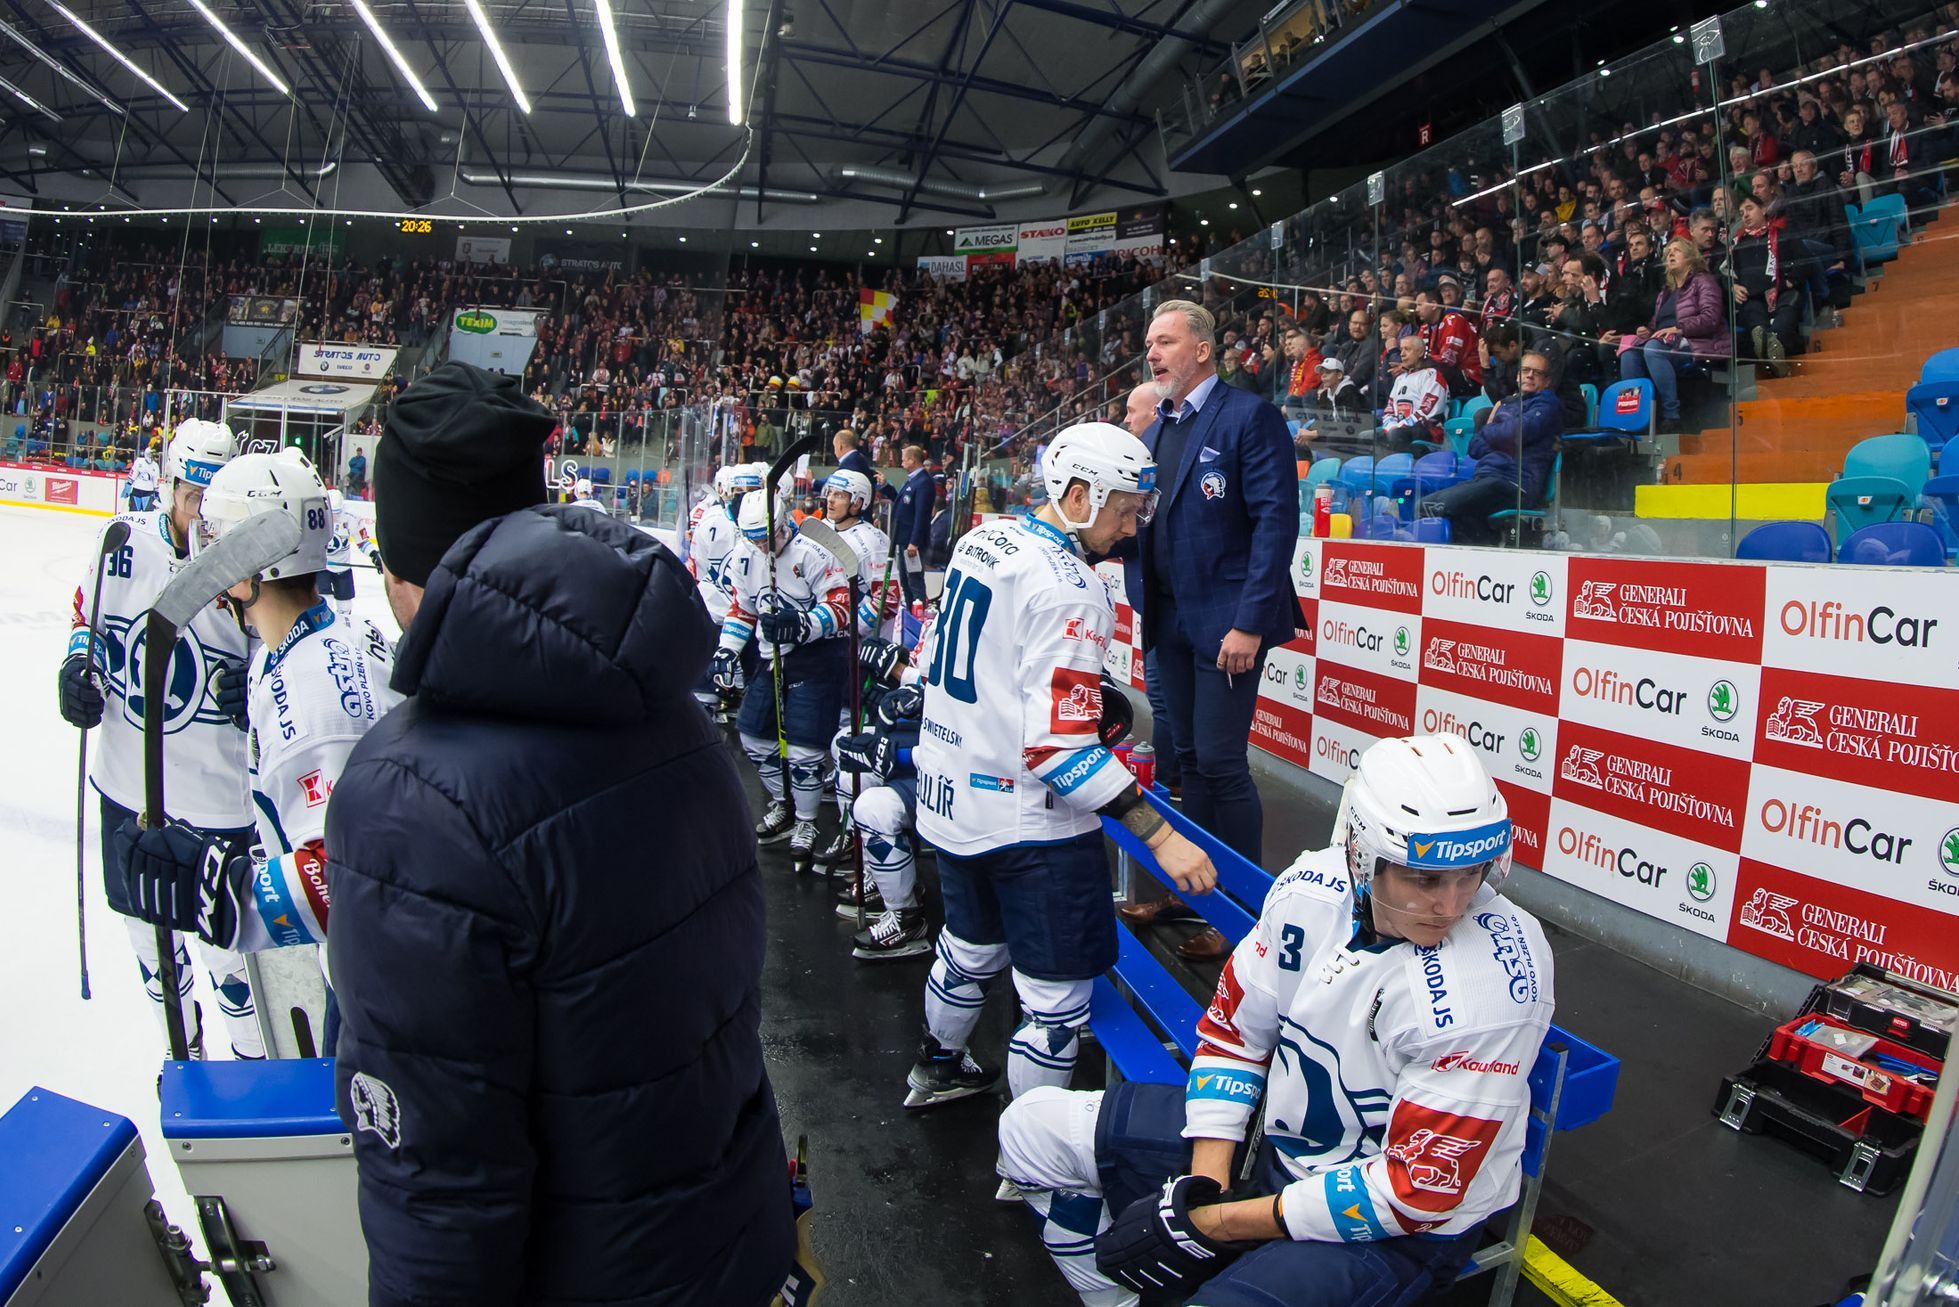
left=859, top=637, right=907, bottom=681
left=1095, top=1175, right=1253, bottom=1299
left=835, top=730, right=898, bottom=781
left=112, top=819, right=246, bottom=948
left=876, top=684, right=924, bottom=730
left=208, top=660, right=248, bottom=731
left=1097, top=672, right=1134, bottom=747
left=58, top=652, right=106, bottom=729
left=710, top=648, right=746, bottom=693
left=760, top=607, right=813, bottom=646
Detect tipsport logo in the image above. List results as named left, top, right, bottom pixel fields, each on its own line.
left=1406, top=819, right=1511, bottom=869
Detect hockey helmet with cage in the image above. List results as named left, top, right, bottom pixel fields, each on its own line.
left=1343, top=734, right=1511, bottom=928
left=196, top=449, right=332, bottom=580
left=737, top=485, right=793, bottom=545
left=164, top=419, right=236, bottom=489
left=1041, top=422, right=1157, bottom=535
left=729, top=462, right=766, bottom=496
left=823, top=469, right=874, bottom=513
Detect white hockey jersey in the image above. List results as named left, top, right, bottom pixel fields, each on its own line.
left=235, top=603, right=401, bottom=953
left=128, top=456, right=159, bottom=494
left=68, top=511, right=252, bottom=829
left=689, top=502, right=742, bottom=624
left=325, top=507, right=355, bottom=572
left=1184, top=848, right=1554, bottom=1245
left=718, top=532, right=850, bottom=666
left=836, top=517, right=892, bottom=635
left=1383, top=367, right=1450, bottom=433
left=912, top=515, right=1132, bottom=856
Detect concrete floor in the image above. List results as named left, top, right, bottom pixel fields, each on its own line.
left=749, top=721, right=1898, bottom=1306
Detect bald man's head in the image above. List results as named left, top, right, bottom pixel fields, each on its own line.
left=1122, top=385, right=1159, bottom=438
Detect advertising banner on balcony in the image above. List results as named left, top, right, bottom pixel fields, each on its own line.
left=447, top=307, right=542, bottom=374
left=1016, top=220, right=1068, bottom=264
left=952, top=224, right=1018, bottom=257
left=295, top=343, right=399, bottom=383
left=1098, top=543, right=1959, bottom=986
left=916, top=255, right=968, bottom=281
left=457, top=234, right=512, bottom=265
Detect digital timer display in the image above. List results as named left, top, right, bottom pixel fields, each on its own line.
left=399, top=218, right=434, bottom=234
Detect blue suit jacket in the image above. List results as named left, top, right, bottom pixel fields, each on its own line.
left=892, top=466, right=935, bottom=550
left=1138, top=381, right=1299, bottom=656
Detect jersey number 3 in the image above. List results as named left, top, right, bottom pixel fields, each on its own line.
left=924, top=569, right=991, bottom=704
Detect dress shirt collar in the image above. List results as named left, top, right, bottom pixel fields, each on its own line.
left=1156, top=371, right=1219, bottom=425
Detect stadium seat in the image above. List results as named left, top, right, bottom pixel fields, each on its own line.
left=1826, top=475, right=1918, bottom=543
left=590, top=467, right=611, bottom=484
left=1850, top=194, right=1908, bottom=265
left=1390, top=449, right=1471, bottom=519
left=1335, top=454, right=1375, bottom=510
left=1840, top=521, right=1946, bottom=567
left=1565, top=379, right=1656, bottom=445
left=1413, top=516, right=1452, bottom=544
left=1905, top=382, right=1959, bottom=452
left=1580, top=383, right=1600, bottom=428
left=1488, top=450, right=1561, bottom=541
left=1304, top=456, right=1341, bottom=487
left=1921, top=347, right=1959, bottom=384
left=1842, top=432, right=1931, bottom=497
left=1736, top=520, right=1833, bottom=563
left=1437, top=414, right=1475, bottom=455
left=1461, top=395, right=1493, bottom=425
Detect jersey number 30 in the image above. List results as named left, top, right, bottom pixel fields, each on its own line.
left=924, top=569, right=992, bottom=704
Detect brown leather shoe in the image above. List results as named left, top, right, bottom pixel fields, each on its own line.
left=1116, top=898, right=1183, bottom=927
left=1177, top=927, right=1229, bottom=962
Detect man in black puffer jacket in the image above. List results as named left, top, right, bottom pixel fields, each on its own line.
left=327, top=361, right=792, bottom=1307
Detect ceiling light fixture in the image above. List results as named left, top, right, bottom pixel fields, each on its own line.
left=349, top=0, right=437, bottom=112
left=184, top=0, right=290, bottom=95
left=594, top=0, right=634, bottom=116
left=46, top=1, right=188, bottom=111
left=463, top=0, right=532, bottom=113
left=725, top=0, right=743, bottom=123
left=0, top=17, right=121, bottom=115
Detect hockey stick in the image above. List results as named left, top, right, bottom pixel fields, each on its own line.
left=798, top=517, right=870, bottom=926
left=141, top=511, right=303, bottom=1061
left=762, top=434, right=822, bottom=860
left=75, top=519, right=132, bottom=999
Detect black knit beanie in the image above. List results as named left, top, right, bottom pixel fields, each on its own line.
left=374, top=362, right=554, bottom=586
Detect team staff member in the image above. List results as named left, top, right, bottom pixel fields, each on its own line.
left=891, top=443, right=936, bottom=608
left=1137, top=300, right=1299, bottom=866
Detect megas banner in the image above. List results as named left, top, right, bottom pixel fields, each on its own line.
left=1096, top=544, right=1959, bottom=984
left=952, top=224, right=1017, bottom=257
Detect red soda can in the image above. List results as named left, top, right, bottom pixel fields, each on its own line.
left=1113, top=743, right=1134, bottom=776
left=1130, top=741, right=1156, bottom=790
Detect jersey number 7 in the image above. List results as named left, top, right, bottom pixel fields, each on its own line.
left=923, top=569, right=991, bottom=704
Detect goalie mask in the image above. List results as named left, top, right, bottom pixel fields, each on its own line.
left=1343, top=735, right=1511, bottom=941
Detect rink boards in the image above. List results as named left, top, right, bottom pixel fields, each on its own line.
left=0, top=463, right=122, bottom=515
left=1098, top=541, right=1959, bottom=988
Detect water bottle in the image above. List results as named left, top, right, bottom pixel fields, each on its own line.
left=1313, top=483, right=1334, bottom=538
left=1130, top=741, right=1156, bottom=790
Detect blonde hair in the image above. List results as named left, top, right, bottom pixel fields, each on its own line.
left=1151, top=299, right=1216, bottom=349
left=1664, top=237, right=1707, bottom=290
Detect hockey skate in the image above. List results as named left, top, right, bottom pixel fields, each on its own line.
left=903, top=1034, right=999, bottom=1110
left=834, top=876, right=884, bottom=919
left=755, top=800, right=795, bottom=845
left=852, top=908, right=929, bottom=961
left=788, top=819, right=820, bottom=873
left=812, top=827, right=853, bottom=866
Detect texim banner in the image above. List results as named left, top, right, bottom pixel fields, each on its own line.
left=1096, top=541, right=1959, bottom=987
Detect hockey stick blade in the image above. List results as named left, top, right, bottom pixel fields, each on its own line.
left=796, top=517, right=860, bottom=576
left=151, top=512, right=303, bottom=630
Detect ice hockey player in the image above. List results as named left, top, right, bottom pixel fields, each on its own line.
left=903, top=421, right=1218, bottom=1112
left=126, top=437, right=161, bottom=512
left=567, top=476, right=608, bottom=512
left=819, top=468, right=891, bottom=636
left=996, top=735, right=1555, bottom=1307
left=711, top=482, right=852, bottom=870
left=690, top=463, right=761, bottom=718
left=58, top=419, right=263, bottom=1060
left=321, top=488, right=359, bottom=623
left=114, top=450, right=399, bottom=991
left=830, top=682, right=931, bottom=959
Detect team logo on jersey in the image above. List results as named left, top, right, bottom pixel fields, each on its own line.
left=1200, top=470, right=1228, bottom=500
left=108, top=617, right=219, bottom=735
left=349, top=1072, right=403, bottom=1149
left=1382, top=1104, right=1500, bottom=1209
left=1050, top=667, right=1102, bottom=731
left=297, top=770, right=331, bottom=808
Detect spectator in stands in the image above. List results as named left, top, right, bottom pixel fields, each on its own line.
left=1602, top=226, right=1663, bottom=353
left=1479, top=267, right=1516, bottom=332
left=891, top=443, right=935, bottom=608
left=1788, top=97, right=1843, bottom=155
left=1381, top=335, right=1449, bottom=449
left=1273, top=324, right=1321, bottom=418
left=1546, top=254, right=1611, bottom=388
left=1418, top=348, right=1562, bottom=544
left=1777, top=150, right=1855, bottom=313
left=1838, top=106, right=1881, bottom=203
left=833, top=426, right=875, bottom=481
left=1414, top=287, right=1482, bottom=397
left=346, top=447, right=369, bottom=500
left=1727, top=193, right=1802, bottom=376
left=1883, top=98, right=1943, bottom=210
left=1479, top=321, right=1523, bottom=410
left=1331, top=308, right=1377, bottom=402
left=1621, top=238, right=1730, bottom=427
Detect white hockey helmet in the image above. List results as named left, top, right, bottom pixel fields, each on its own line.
left=1344, top=734, right=1511, bottom=927
left=713, top=464, right=738, bottom=498
left=164, top=419, right=236, bottom=489
left=196, top=449, right=332, bottom=580
left=823, top=468, right=873, bottom=513
left=573, top=476, right=594, bottom=499
left=729, top=462, right=765, bottom=495
left=327, top=488, right=344, bottom=514
left=737, top=485, right=793, bottom=545
left=1041, top=421, right=1157, bottom=535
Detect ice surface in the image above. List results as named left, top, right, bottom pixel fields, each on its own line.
left=0, top=504, right=398, bottom=1303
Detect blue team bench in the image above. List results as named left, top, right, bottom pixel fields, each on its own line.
left=1096, top=791, right=1620, bottom=1306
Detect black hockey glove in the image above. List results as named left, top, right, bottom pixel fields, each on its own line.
left=875, top=684, right=924, bottom=730
left=859, top=637, right=908, bottom=682
left=760, top=606, right=814, bottom=646
left=58, top=652, right=106, bottom=729
left=1095, top=1175, right=1254, bottom=1300
left=835, top=730, right=898, bottom=782
left=1097, top=672, right=1133, bottom=748
left=112, top=818, right=247, bottom=949
left=710, top=648, right=746, bottom=693
left=208, top=659, right=249, bottom=731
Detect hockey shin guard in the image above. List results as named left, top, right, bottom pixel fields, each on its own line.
left=852, top=786, right=917, bottom=910
left=1007, top=972, right=1093, bottom=1098
left=741, top=733, right=785, bottom=802
left=787, top=745, right=826, bottom=822
left=924, top=930, right=1008, bottom=1053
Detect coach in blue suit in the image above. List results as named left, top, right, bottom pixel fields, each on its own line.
left=1137, top=300, right=1298, bottom=864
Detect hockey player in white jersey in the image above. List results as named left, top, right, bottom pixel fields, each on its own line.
left=321, top=488, right=359, bottom=623
left=59, top=419, right=264, bottom=1060
left=904, top=422, right=1217, bottom=1111
left=690, top=463, right=760, bottom=718
left=711, top=483, right=853, bottom=870
left=996, top=735, right=1555, bottom=1307
left=819, top=468, right=892, bottom=637
left=116, top=451, right=400, bottom=1004
left=126, top=438, right=161, bottom=512
left=567, top=476, right=609, bottom=512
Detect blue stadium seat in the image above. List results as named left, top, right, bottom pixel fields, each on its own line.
left=1919, top=474, right=1959, bottom=559
left=1580, top=383, right=1600, bottom=427
left=1826, top=475, right=1918, bottom=544
left=1843, top=432, right=1931, bottom=493
left=1841, top=521, right=1946, bottom=567
left=1304, top=456, right=1341, bottom=487
left=1921, top=347, right=1959, bottom=384
left=1905, top=382, right=1959, bottom=452
left=1414, top=516, right=1452, bottom=544
left=1390, top=449, right=1471, bottom=519
left=590, top=467, right=611, bottom=484
left=1850, top=193, right=1907, bottom=265
left=1565, top=379, right=1656, bottom=445
left=1488, top=450, right=1562, bottom=540
left=1736, top=520, right=1833, bottom=563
